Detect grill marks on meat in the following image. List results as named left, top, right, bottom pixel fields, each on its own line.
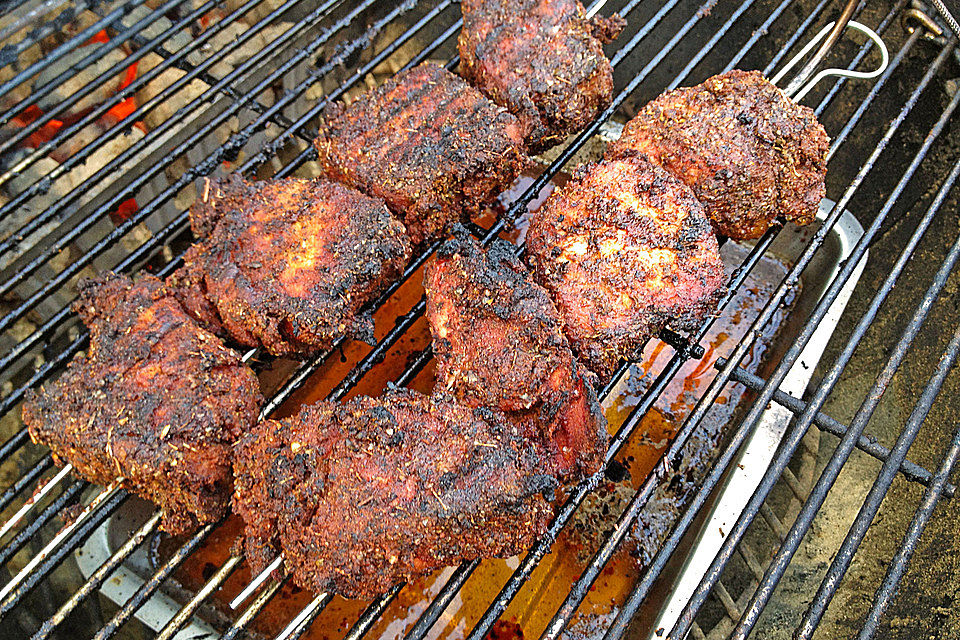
left=313, top=62, right=528, bottom=246
left=22, top=273, right=263, bottom=535
left=526, top=154, right=725, bottom=379
left=607, top=70, right=829, bottom=240
left=459, top=0, right=624, bottom=152
left=168, top=176, right=411, bottom=358
left=233, top=390, right=555, bottom=599
left=424, top=231, right=607, bottom=480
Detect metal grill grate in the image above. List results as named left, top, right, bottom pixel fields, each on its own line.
left=0, top=1, right=957, bottom=639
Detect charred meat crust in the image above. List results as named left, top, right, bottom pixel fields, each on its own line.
left=169, top=175, right=412, bottom=358
left=233, top=389, right=555, bottom=599
left=459, top=0, right=624, bottom=152
left=606, top=69, right=829, bottom=240
left=22, top=273, right=263, bottom=535
left=313, top=62, right=528, bottom=246
left=526, top=154, right=726, bottom=380
left=424, top=229, right=608, bottom=481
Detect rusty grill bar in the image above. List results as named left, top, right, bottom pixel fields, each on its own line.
left=0, top=0, right=957, bottom=639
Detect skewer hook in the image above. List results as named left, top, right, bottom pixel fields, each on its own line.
left=773, top=19, right=889, bottom=101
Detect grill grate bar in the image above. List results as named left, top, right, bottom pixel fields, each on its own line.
left=0, top=0, right=137, bottom=103
left=154, top=553, right=243, bottom=640
left=0, top=485, right=126, bottom=615
left=30, top=511, right=162, bottom=640
left=572, top=27, right=952, bottom=640
left=720, top=362, right=956, bottom=497
left=221, top=576, right=287, bottom=640
left=92, top=522, right=215, bottom=640
left=796, top=299, right=960, bottom=638
left=0, top=454, right=53, bottom=515
left=667, top=47, right=960, bottom=640
left=0, top=0, right=186, bottom=134
left=13, top=6, right=463, bottom=612
left=0, top=0, right=356, bottom=313
left=339, top=585, right=404, bottom=640
left=0, top=0, right=312, bottom=221
left=274, top=593, right=333, bottom=640
left=0, top=459, right=70, bottom=543
left=0, top=480, right=85, bottom=568
left=859, top=376, right=960, bottom=639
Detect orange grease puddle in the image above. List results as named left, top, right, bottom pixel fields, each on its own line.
left=164, top=174, right=793, bottom=640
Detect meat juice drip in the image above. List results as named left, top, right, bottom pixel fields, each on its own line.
left=168, top=173, right=796, bottom=640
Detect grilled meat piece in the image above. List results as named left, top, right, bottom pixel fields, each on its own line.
left=606, top=69, right=829, bottom=239
left=313, top=62, right=528, bottom=246
left=168, top=176, right=411, bottom=358
left=459, top=0, right=624, bottom=152
left=526, top=154, right=725, bottom=379
left=233, top=389, right=555, bottom=599
left=22, top=273, right=263, bottom=535
left=424, top=230, right=607, bottom=480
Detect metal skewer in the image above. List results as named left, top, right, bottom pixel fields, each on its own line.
left=773, top=19, right=889, bottom=101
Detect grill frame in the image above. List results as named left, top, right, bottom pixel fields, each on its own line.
left=0, top=1, right=956, bottom=639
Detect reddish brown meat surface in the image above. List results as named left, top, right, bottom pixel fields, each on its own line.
left=459, top=0, right=624, bottom=152
left=22, top=273, right=263, bottom=535
left=168, top=175, right=411, bottom=358
left=313, top=62, right=528, bottom=246
left=233, top=390, right=555, bottom=598
left=526, top=154, right=726, bottom=379
left=606, top=69, right=829, bottom=239
left=424, top=230, right=607, bottom=481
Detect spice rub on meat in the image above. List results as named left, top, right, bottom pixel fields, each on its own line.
left=459, top=0, right=624, bottom=152
left=168, top=176, right=411, bottom=358
left=424, top=230, right=607, bottom=480
left=22, top=273, right=263, bottom=535
left=606, top=69, right=829, bottom=240
left=313, top=62, right=528, bottom=246
left=233, top=389, right=555, bottom=599
left=526, top=154, right=725, bottom=380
